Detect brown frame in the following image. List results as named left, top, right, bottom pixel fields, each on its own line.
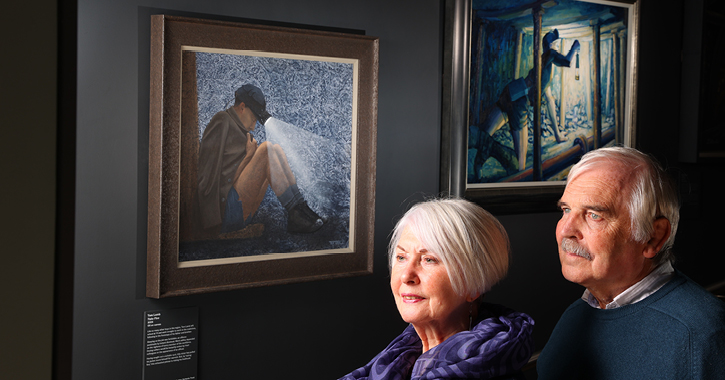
left=146, top=15, right=378, bottom=298
left=441, top=0, right=639, bottom=214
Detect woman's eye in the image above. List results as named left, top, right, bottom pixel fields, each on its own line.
left=423, top=257, right=438, bottom=264
left=395, top=254, right=405, bottom=262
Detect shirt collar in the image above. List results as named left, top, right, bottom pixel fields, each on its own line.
left=582, top=261, right=674, bottom=309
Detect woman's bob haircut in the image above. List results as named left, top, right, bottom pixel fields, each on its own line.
left=388, top=197, right=510, bottom=299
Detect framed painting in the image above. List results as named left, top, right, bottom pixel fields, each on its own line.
left=146, top=15, right=378, bottom=298
left=442, top=0, right=639, bottom=213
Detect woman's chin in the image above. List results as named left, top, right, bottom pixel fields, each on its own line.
left=398, top=310, right=426, bottom=326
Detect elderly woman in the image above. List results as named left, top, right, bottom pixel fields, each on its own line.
left=340, top=198, right=534, bottom=380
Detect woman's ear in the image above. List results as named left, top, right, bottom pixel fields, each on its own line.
left=466, top=293, right=483, bottom=303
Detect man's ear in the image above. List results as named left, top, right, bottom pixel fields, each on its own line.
left=643, top=217, right=671, bottom=259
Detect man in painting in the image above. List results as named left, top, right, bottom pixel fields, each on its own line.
left=536, top=146, right=725, bottom=379
left=197, top=84, right=324, bottom=235
left=469, top=29, right=579, bottom=179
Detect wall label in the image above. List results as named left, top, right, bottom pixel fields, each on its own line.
left=143, top=307, right=199, bottom=380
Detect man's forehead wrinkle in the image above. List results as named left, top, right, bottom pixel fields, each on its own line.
left=564, top=169, right=630, bottom=216
left=570, top=158, right=637, bottom=182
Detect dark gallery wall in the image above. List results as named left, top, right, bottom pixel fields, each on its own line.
left=636, top=0, right=724, bottom=289
left=46, top=0, right=721, bottom=380
left=1, top=0, right=57, bottom=379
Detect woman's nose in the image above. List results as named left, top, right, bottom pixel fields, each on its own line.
left=400, top=263, right=419, bottom=284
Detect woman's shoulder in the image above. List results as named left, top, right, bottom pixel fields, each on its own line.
left=478, top=302, right=534, bottom=326
left=417, top=303, right=534, bottom=378
left=472, top=302, right=535, bottom=358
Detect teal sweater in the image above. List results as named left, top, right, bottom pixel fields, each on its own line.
left=537, top=271, right=725, bottom=379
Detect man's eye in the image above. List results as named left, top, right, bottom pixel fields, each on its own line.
left=562, top=207, right=570, bottom=214
left=589, top=212, right=601, bottom=220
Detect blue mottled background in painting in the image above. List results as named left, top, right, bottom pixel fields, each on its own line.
left=179, top=52, right=354, bottom=261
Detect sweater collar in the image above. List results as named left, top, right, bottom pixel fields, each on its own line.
left=582, top=261, right=675, bottom=309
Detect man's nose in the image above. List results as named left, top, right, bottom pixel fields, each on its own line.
left=558, top=214, right=583, bottom=240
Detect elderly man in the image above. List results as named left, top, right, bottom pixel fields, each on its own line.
left=537, top=146, right=725, bottom=379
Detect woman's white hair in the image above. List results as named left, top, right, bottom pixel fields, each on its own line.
left=567, top=146, right=680, bottom=264
left=388, top=197, right=510, bottom=299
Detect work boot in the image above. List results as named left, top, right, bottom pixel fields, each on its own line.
left=287, top=201, right=324, bottom=233
left=470, top=124, right=519, bottom=175
left=490, top=141, right=519, bottom=174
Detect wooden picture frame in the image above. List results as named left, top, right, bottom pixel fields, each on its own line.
left=441, top=0, right=639, bottom=214
left=147, top=15, right=378, bottom=298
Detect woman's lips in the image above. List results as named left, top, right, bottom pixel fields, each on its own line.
left=400, top=293, right=424, bottom=303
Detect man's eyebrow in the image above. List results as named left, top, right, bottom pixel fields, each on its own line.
left=585, top=204, right=610, bottom=213
left=556, top=200, right=611, bottom=213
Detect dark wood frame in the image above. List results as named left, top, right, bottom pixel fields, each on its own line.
left=146, top=15, right=378, bottom=298
left=441, top=0, right=639, bottom=214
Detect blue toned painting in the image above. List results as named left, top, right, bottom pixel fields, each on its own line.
left=468, top=0, right=629, bottom=184
left=180, top=51, right=355, bottom=261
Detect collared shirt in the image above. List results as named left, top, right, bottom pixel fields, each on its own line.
left=582, top=261, right=675, bottom=309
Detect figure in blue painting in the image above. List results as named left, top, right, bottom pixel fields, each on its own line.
left=196, top=84, right=324, bottom=236
left=469, top=29, right=580, bottom=179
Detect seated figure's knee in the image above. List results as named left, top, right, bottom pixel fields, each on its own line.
left=271, top=143, right=287, bottom=158
left=256, top=141, right=270, bottom=154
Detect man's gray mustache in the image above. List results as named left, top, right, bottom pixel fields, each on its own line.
left=561, top=238, right=592, bottom=261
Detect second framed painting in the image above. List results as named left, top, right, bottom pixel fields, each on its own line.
left=442, top=0, right=639, bottom=213
left=147, top=15, right=378, bottom=298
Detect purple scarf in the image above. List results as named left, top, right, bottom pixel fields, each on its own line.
left=340, top=303, right=534, bottom=380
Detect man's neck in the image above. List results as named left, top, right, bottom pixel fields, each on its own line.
left=585, top=261, right=674, bottom=309
left=589, top=262, right=657, bottom=309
